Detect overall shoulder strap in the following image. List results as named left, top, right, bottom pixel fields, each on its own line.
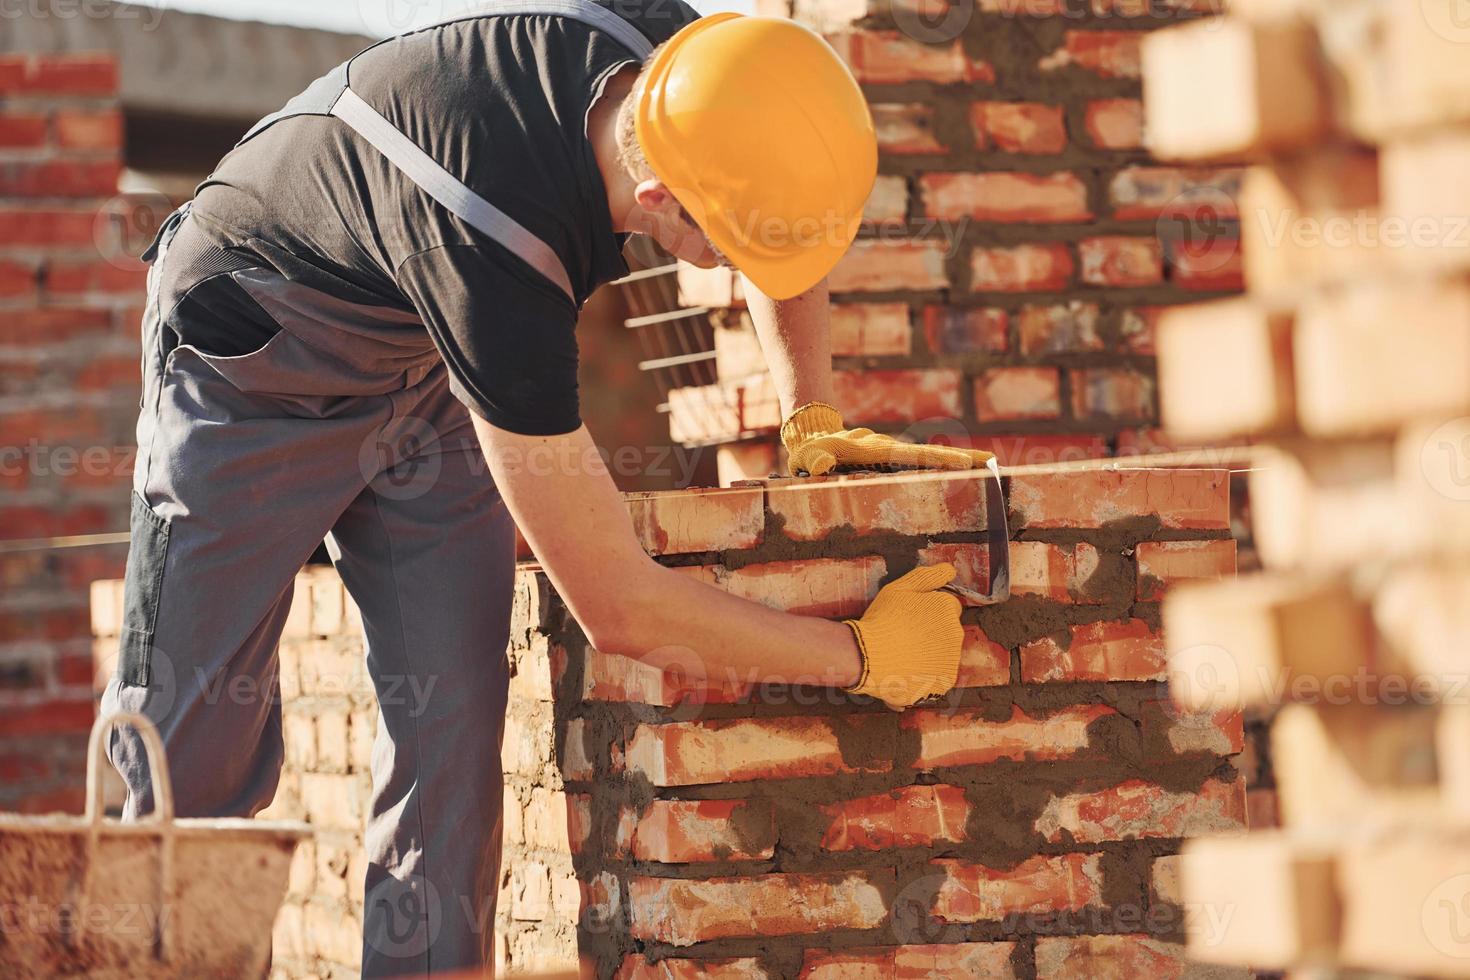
left=333, top=0, right=656, bottom=304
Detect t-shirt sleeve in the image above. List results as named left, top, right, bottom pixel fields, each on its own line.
left=395, top=243, right=582, bottom=436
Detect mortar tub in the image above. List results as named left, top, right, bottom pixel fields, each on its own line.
left=0, top=711, right=310, bottom=977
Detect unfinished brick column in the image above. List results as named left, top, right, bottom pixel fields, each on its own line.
left=1147, top=1, right=1470, bottom=975
left=0, top=53, right=135, bottom=814
left=666, top=0, right=1240, bottom=483
left=500, top=467, right=1247, bottom=977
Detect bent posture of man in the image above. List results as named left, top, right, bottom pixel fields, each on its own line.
left=103, top=3, right=994, bottom=973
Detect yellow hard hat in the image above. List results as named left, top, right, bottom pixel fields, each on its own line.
left=634, top=14, right=878, bottom=301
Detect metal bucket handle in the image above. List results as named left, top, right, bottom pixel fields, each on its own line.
left=70, top=711, right=176, bottom=961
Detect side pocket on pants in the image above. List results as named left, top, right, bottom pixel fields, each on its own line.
left=118, top=491, right=171, bottom=687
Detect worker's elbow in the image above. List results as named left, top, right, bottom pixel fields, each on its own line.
left=581, top=603, right=645, bottom=658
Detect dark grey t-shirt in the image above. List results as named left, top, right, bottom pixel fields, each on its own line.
left=166, top=0, right=698, bottom=435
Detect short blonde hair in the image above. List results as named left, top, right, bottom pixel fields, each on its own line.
left=615, top=53, right=662, bottom=182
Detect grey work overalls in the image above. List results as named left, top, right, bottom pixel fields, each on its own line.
left=101, top=2, right=654, bottom=975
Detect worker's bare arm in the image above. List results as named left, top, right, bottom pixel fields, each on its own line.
left=472, top=417, right=861, bottom=689
left=742, top=274, right=836, bottom=418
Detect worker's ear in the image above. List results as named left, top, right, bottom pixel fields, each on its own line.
left=632, top=178, right=681, bottom=220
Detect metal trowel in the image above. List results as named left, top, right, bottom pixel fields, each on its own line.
left=939, top=457, right=1010, bottom=607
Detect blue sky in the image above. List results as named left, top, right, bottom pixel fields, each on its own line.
left=131, top=0, right=750, bottom=37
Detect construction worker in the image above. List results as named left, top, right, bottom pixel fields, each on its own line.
left=102, top=2, right=995, bottom=973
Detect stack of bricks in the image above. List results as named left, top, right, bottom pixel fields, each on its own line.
left=499, top=466, right=1249, bottom=977
left=0, top=53, right=136, bottom=814
left=1146, top=0, right=1470, bottom=974
left=91, top=568, right=376, bottom=978
left=665, top=0, right=1241, bottom=484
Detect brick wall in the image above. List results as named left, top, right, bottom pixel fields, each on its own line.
left=499, top=467, right=1248, bottom=977
left=0, top=53, right=135, bottom=814
left=1148, top=1, right=1470, bottom=975
left=90, top=466, right=1249, bottom=977
left=664, top=0, right=1240, bottom=483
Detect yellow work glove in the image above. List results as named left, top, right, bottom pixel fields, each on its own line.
left=843, top=563, right=965, bottom=709
left=780, top=402, right=996, bottom=477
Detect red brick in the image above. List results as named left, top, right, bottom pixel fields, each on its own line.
left=1009, top=469, right=1230, bottom=529
left=52, top=110, right=123, bottom=152
left=1017, top=302, right=1102, bottom=355
left=922, top=172, right=1090, bottom=224
left=1141, top=699, right=1245, bottom=758
left=1119, top=306, right=1164, bottom=354
left=1136, top=540, right=1236, bottom=600
left=625, top=799, right=775, bottom=862
left=973, top=367, right=1061, bottom=421
left=74, top=356, right=140, bottom=392
left=971, top=243, right=1073, bottom=293
left=818, top=784, right=970, bottom=851
left=828, top=31, right=994, bottom=85
left=684, top=555, right=886, bottom=618
left=872, top=103, right=945, bottom=155
left=11, top=785, right=85, bottom=815
left=45, top=261, right=147, bottom=296
left=1247, top=788, right=1279, bottom=829
left=1167, top=236, right=1244, bottom=291
left=863, top=176, right=907, bottom=226
left=834, top=368, right=964, bottom=422
left=0, top=698, right=93, bottom=737
left=629, top=871, right=889, bottom=945
left=956, top=625, right=1011, bottom=687
left=0, top=208, right=99, bottom=246
left=0, top=260, right=37, bottom=297
left=624, top=715, right=893, bottom=786
left=566, top=792, right=592, bottom=855
left=802, top=942, right=1017, bottom=979
left=625, top=485, right=763, bottom=555
left=933, top=853, right=1104, bottom=923
left=939, top=433, right=1108, bottom=467
left=830, top=239, right=948, bottom=292
left=1034, top=935, right=1202, bottom=979
left=1078, top=236, right=1163, bottom=286
left=0, top=55, right=117, bottom=95
left=578, top=646, right=752, bottom=707
left=0, top=160, right=120, bottom=198
left=923, top=306, right=1008, bottom=354
left=1085, top=98, right=1144, bottom=149
left=1021, top=619, right=1165, bottom=683
left=1070, top=367, right=1155, bottom=420
left=617, top=956, right=768, bottom=980
left=830, top=303, right=912, bottom=357
left=1010, top=541, right=1107, bottom=603
left=1109, top=166, right=1241, bottom=222
left=905, top=703, right=1116, bottom=769
left=1041, top=31, right=1142, bottom=79
left=0, top=113, right=48, bottom=148
left=1033, top=775, right=1248, bottom=843
left=769, top=470, right=987, bottom=541
left=971, top=102, right=1067, bottom=154
left=916, top=542, right=988, bottom=594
